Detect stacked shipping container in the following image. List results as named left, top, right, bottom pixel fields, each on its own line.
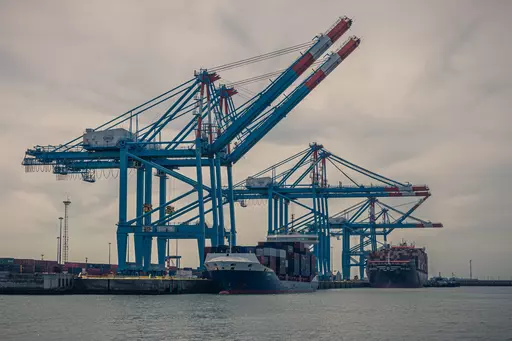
left=0, top=258, right=117, bottom=275
left=204, top=241, right=318, bottom=282
left=368, top=246, right=428, bottom=274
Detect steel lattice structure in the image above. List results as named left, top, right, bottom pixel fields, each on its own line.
left=232, top=143, right=442, bottom=279
left=21, top=16, right=441, bottom=277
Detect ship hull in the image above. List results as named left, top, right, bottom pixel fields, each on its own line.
left=209, top=269, right=318, bottom=294
left=367, top=266, right=427, bottom=288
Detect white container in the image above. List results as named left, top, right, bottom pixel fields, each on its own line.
left=245, top=177, right=273, bottom=188
left=83, top=128, right=133, bottom=150
left=328, top=217, right=347, bottom=225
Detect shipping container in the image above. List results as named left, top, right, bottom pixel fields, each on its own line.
left=287, top=261, right=294, bottom=276
left=294, top=254, right=300, bottom=276
left=300, top=255, right=307, bottom=275
left=21, top=266, right=35, bottom=273
left=0, top=258, right=14, bottom=265
left=64, top=262, right=87, bottom=269
left=279, top=258, right=286, bottom=275
left=0, top=264, right=20, bottom=273
left=263, top=256, right=269, bottom=266
left=15, top=258, right=36, bottom=266
left=270, top=256, right=277, bottom=271
left=303, top=266, right=311, bottom=277
left=0, top=264, right=13, bottom=272
left=86, top=268, right=103, bottom=275
left=67, top=267, right=83, bottom=275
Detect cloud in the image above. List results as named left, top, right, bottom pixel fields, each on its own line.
left=0, top=0, right=511, bottom=278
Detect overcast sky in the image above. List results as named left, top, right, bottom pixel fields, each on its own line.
left=1, top=1, right=511, bottom=279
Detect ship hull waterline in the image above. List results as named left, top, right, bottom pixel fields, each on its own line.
left=208, top=269, right=319, bottom=294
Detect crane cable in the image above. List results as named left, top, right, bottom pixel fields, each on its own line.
left=226, top=59, right=323, bottom=87
left=210, top=41, right=314, bottom=72
left=327, top=158, right=360, bottom=187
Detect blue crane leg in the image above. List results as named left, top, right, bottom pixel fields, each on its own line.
left=342, top=227, right=351, bottom=280
left=279, top=197, right=284, bottom=231
left=117, top=148, right=128, bottom=270
left=284, top=200, right=289, bottom=234
left=157, top=173, right=167, bottom=267
left=157, top=238, right=166, bottom=269
left=324, top=197, right=331, bottom=275
left=273, top=197, right=278, bottom=233
left=322, top=200, right=328, bottom=276
left=371, top=226, right=377, bottom=251
left=227, top=164, right=236, bottom=246
left=320, top=196, right=328, bottom=275
left=267, top=189, right=273, bottom=235
left=370, top=199, right=377, bottom=252
left=318, top=196, right=323, bottom=275
left=135, top=168, right=144, bottom=268
left=144, top=165, right=153, bottom=271
left=320, top=197, right=325, bottom=275
left=208, top=158, right=219, bottom=247
left=215, top=156, right=225, bottom=245
left=313, top=194, right=322, bottom=275
left=359, top=234, right=365, bottom=280
left=195, top=139, right=206, bottom=267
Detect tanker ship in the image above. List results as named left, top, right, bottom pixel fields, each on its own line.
left=204, top=234, right=318, bottom=294
left=366, top=242, right=428, bottom=288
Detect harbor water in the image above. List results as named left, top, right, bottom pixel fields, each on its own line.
left=0, top=287, right=511, bottom=340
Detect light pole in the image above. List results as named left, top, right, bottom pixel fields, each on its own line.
left=330, top=246, right=334, bottom=276
left=57, top=237, right=60, bottom=263
left=470, top=259, right=472, bottom=280
left=58, top=217, right=63, bottom=264
left=108, top=242, right=111, bottom=267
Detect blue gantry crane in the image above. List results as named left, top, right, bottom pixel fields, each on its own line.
left=22, top=16, right=366, bottom=273
left=232, top=143, right=442, bottom=279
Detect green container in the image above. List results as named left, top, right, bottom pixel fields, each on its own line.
left=0, top=258, right=15, bottom=265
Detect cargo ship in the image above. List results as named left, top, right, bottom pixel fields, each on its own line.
left=204, top=234, right=318, bottom=294
left=366, top=242, right=428, bottom=288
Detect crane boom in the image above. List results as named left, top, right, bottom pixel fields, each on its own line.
left=209, top=17, right=353, bottom=153
left=229, top=36, right=361, bottom=163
